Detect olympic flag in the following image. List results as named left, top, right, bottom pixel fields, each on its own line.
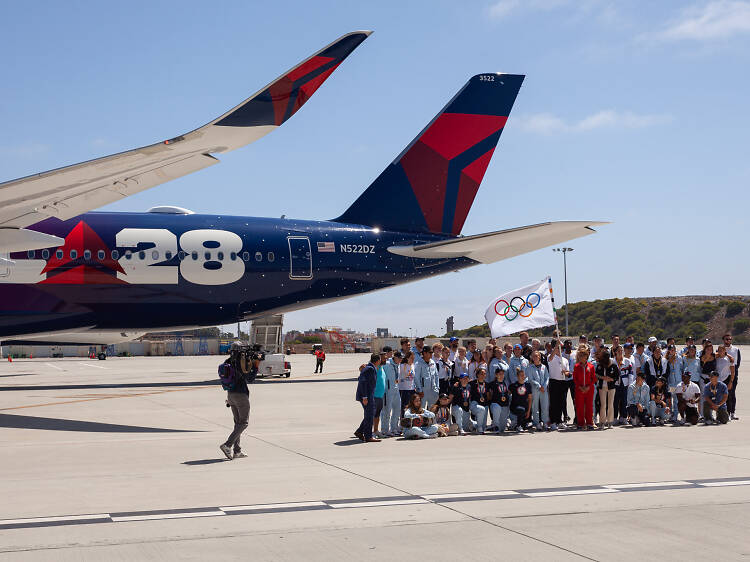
left=484, top=277, right=557, bottom=338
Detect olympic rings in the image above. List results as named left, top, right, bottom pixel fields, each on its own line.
left=493, top=292, right=543, bottom=321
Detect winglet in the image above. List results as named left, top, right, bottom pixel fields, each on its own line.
left=212, top=31, right=372, bottom=129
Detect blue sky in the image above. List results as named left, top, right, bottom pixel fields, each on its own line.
left=1, top=1, right=749, bottom=337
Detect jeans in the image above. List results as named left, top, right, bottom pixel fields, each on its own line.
left=599, top=387, right=616, bottom=424
left=649, top=401, right=668, bottom=420
left=452, top=405, right=474, bottom=432
left=356, top=399, right=375, bottom=439
left=423, top=387, right=439, bottom=410
left=531, top=388, right=550, bottom=426
left=382, top=389, right=401, bottom=434
left=404, top=425, right=438, bottom=439
left=470, top=401, right=489, bottom=433
left=490, top=403, right=510, bottom=432
left=224, top=392, right=250, bottom=453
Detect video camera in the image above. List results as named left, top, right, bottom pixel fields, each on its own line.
left=229, top=342, right=265, bottom=383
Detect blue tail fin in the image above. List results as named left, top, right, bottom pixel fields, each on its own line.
left=334, top=73, right=524, bottom=235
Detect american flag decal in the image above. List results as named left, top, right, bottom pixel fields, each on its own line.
left=317, top=241, right=335, bottom=253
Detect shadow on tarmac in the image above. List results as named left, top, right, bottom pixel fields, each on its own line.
left=1, top=378, right=357, bottom=392
left=0, top=413, right=201, bottom=433
left=182, top=458, right=230, bottom=466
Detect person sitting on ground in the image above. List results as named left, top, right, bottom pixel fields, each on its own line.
left=627, top=372, right=651, bottom=427
left=469, top=367, right=490, bottom=434
left=451, top=373, right=475, bottom=435
left=509, top=367, right=533, bottom=431
left=703, top=370, right=729, bottom=425
left=488, top=366, right=511, bottom=433
left=401, top=393, right=438, bottom=439
left=675, top=371, right=701, bottom=425
left=649, top=376, right=671, bottom=425
left=430, top=394, right=458, bottom=436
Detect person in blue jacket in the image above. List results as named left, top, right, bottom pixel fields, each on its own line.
left=416, top=346, right=440, bottom=410
left=354, top=353, right=382, bottom=442
left=526, top=351, right=550, bottom=430
left=381, top=348, right=402, bottom=437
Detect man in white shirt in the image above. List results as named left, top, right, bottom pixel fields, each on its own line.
left=722, top=333, right=741, bottom=420
left=447, top=337, right=459, bottom=361
left=633, top=342, right=647, bottom=377
left=547, top=339, right=569, bottom=430
left=675, top=371, right=701, bottom=425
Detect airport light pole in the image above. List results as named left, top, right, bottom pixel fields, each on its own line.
left=552, top=247, right=574, bottom=337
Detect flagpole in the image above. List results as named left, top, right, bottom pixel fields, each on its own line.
left=548, top=276, right=560, bottom=339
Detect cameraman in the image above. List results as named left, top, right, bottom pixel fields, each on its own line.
left=220, top=342, right=251, bottom=460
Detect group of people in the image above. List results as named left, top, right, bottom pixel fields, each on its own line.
left=353, top=332, right=741, bottom=441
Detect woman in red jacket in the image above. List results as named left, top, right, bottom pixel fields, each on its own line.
left=573, top=345, right=596, bottom=430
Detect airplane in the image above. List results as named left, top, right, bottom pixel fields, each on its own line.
left=0, top=30, right=605, bottom=353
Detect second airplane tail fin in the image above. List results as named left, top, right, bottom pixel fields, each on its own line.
left=334, top=73, right=524, bottom=235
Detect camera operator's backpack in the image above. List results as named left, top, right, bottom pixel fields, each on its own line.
left=218, top=361, right=238, bottom=391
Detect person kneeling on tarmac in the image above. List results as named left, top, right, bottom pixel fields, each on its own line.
left=703, top=370, right=730, bottom=425
left=675, top=371, right=701, bottom=425
left=401, top=393, right=438, bottom=439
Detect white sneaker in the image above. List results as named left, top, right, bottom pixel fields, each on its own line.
left=731, top=413, right=740, bottom=420
left=219, top=444, right=233, bottom=460
left=233, top=451, right=248, bottom=459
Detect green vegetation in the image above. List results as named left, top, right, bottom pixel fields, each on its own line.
left=446, top=296, right=750, bottom=342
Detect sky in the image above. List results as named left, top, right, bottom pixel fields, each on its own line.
left=1, top=1, right=749, bottom=337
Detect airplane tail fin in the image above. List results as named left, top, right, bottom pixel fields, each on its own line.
left=334, top=73, right=524, bottom=235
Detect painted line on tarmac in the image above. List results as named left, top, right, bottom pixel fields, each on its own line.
left=43, top=363, right=64, bottom=371
left=77, top=362, right=108, bottom=369
left=0, top=386, right=206, bottom=411
left=1, top=476, right=748, bottom=530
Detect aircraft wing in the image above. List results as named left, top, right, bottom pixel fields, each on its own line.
left=387, top=221, right=608, bottom=264
left=0, top=31, right=371, bottom=232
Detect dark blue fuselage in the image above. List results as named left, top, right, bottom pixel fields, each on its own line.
left=0, top=212, right=476, bottom=339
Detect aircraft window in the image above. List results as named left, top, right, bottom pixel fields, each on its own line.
left=242, top=251, right=250, bottom=262
left=56, top=250, right=63, bottom=259
left=204, top=251, right=211, bottom=260
left=42, top=249, right=50, bottom=259
left=178, top=251, right=186, bottom=261
left=97, top=250, right=105, bottom=260
left=84, top=250, right=91, bottom=260
left=125, top=250, right=132, bottom=260
left=138, top=251, right=145, bottom=260
left=255, top=252, right=262, bottom=262
left=112, top=250, right=120, bottom=260
left=230, top=251, right=237, bottom=261
left=27, top=250, right=35, bottom=259
left=70, top=250, right=78, bottom=259
left=217, top=251, right=224, bottom=261
left=191, top=251, right=198, bottom=261
left=165, top=251, right=173, bottom=260
left=152, top=250, right=159, bottom=260
left=268, top=252, right=275, bottom=262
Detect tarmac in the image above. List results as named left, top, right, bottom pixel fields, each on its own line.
left=0, top=350, right=748, bottom=561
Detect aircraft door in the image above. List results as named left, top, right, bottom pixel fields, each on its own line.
left=0, top=254, right=9, bottom=278
left=287, top=236, right=312, bottom=279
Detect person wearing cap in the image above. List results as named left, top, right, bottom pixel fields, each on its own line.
left=488, top=366, right=511, bottom=433
left=219, top=342, right=252, bottom=460
left=645, top=336, right=659, bottom=358
left=415, top=346, right=439, bottom=411
left=448, top=337, right=459, bottom=361
left=722, top=333, right=741, bottom=420
left=509, top=368, right=533, bottom=431
left=675, top=371, right=701, bottom=425
left=644, top=345, right=667, bottom=390
left=573, top=344, right=597, bottom=430
left=526, top=351, right=550, bottom=430
left=469, top=367, right=490, bottom=433
left=381, top=348, right=402, bottom=437
left=411, top=337, right=425, bottom=356
left=488, top=347, right=508, bottom=384
left=451, top=373, right=475, bottom=434
left=680, top=336, right=695, bottom=357
left=627, top=372, right=651, bottom=427
left=508, top=344, right=528, bottom=386
left=703, top=371, right=729, bottom=424
left=649, top=377, right=671, bottom=425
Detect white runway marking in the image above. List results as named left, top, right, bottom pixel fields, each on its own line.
left=423, top=491, right=519, bottom=500
left=221, top=501, right=326, bottom=512
left=329, top=498, right=429, bottom=508
left=0, top=513, right=108, bottom=525
left=78, top=362, right=108, bottom=369
left=525, top=488, right=618, bottom=497
left=698, top=480, right=750, bottom=487
left=604, top=481, right=691, bottom=489
left=112, top=510, right=224, bottom=522
left=44, top=363, right=64, bottom=371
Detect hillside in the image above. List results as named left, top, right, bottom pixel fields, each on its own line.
left=448, top=296, right=750, bottom=343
